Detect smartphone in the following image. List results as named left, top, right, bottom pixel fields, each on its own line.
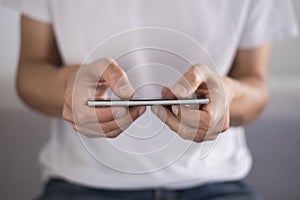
left=87, top=98, right=209, bottom=107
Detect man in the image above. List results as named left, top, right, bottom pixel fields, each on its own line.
left=16, top=0, right=297, bottom=199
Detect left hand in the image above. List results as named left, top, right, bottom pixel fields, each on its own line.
left=151, top=64, right=231, bottom=142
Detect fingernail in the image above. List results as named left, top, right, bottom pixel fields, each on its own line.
left=172, top=106, right=179, bottom=116
left=117, top=84, right=133, bottom=95
left=172, top=84, right=187, bottom=95
left=115, top=109, right=126, bottom=118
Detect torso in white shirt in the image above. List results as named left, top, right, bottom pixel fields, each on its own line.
left=32, top=0, right=290, bottom=189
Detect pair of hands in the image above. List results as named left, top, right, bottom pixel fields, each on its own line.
left=62, top=58, right=230, bottom=142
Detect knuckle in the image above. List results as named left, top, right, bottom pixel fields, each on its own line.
left=179, top=134, right=189, bottom=141
left=202, top=121, right=210, bottom=132
left=204, top=115, right=212, bottom=131
left=191, top=129, right=206, bottom=143
left=185, top=66, right=203, bottom=86
left=96, top=109, right=110, bottom=121
left=98, top=123, right=111, bottom=133
left=205, top=134, right=218, bottom=141
left=102, top=57, right=116, bottom=66
left=110, top=69, right=125, bottom=81
left=83, top=128, right=104, bottom=138
left=96, top=57, right=120, bottom=76
left=188, top=70, right=201, bottom=86
left=211, top=134, right=218, bottom=140
left=197, top=129, right=206, bottom=137
left=191, top=130, right=202, bottom=142
left=178, top=130, right=191, bottom=141
left=193, top=63, right=207, bottom=70
left=105, top=131, right=120, bottom=138
left=194, top=136, right=205, bottom=143
left=120, top=123, right=130, bottom=132
left=98, top=57, right=114, bottom=68
left=102, top=58, right=122, bottom=74
left=75, top=112, right=86, bottom=125
left=222, top=125, right=229, bottom=132
left=193, top=64, right=209, bottom=75
left=193, top=64, right=213, bottom=80
left=62, top=108, right=73, bottom=122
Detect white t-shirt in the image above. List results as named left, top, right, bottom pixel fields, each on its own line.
left=20, top=0, right=297, bottom=189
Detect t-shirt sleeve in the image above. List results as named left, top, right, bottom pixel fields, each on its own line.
left=239, top=0, right=298, bottom=49
left=21, top=0, right=51, bottom=24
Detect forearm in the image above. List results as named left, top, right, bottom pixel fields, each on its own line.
left=224, top=76, right=269, bottom=126
left=16, top=62, right=79, bottom=116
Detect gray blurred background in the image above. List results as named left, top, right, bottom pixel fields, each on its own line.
left=0, top=2, right=299, bottom=200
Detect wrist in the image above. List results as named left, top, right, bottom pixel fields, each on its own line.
left=221, top=76, right=235, bottom=106
left=59, top=65, right=80, bottom=90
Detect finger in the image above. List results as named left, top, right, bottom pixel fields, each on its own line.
left=73, top=123, right=124, bottom=138
left=171, top=105, right=224, bottom=142
left=94, top=82, right=109, bottom=98
left=162, top=87, right=198, bottom=110
left=96, top=58, right=135, bottom=99
left=193, top=65, right=227, bottom=117
left=170, top=65, right=206, bottom=98
left=97, top=106, right=146, bottom=133
left=74, top=106, right=128, bottom=125
left=171, top=105, right=210, bottom=131
left=151, top=105, right=180, bottom=132
left=162, top=84, right=210, bottom=100
left=195, top=87, right=210, bottom=98
left=94, top=106, right=127, bottom=122
left=108, top=106, right=146, bottom=133
left=161, top=87, right=177, bottom=99
left=151, top=106, right=206, bottom=142
left=73, top=79, right=126, bottom=124
left=75, top=106, right=146, bottom=135
left=128, top=106, right=147, bottom=124
left=81, top=58, right=134, bottom=99
left=73, top=123, right=104, bottom=138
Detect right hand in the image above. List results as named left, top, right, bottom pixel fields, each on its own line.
left=62, top=58, right=146, bottom=138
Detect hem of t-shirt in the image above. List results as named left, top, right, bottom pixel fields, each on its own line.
left=21, top=2, right=51, bottom=24
left=39, top=155, right=252, bottom=190
left=40, top=165, right=251, bottom=191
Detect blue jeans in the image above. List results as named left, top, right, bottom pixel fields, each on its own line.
left=37, top=178, right=262, bottom=200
